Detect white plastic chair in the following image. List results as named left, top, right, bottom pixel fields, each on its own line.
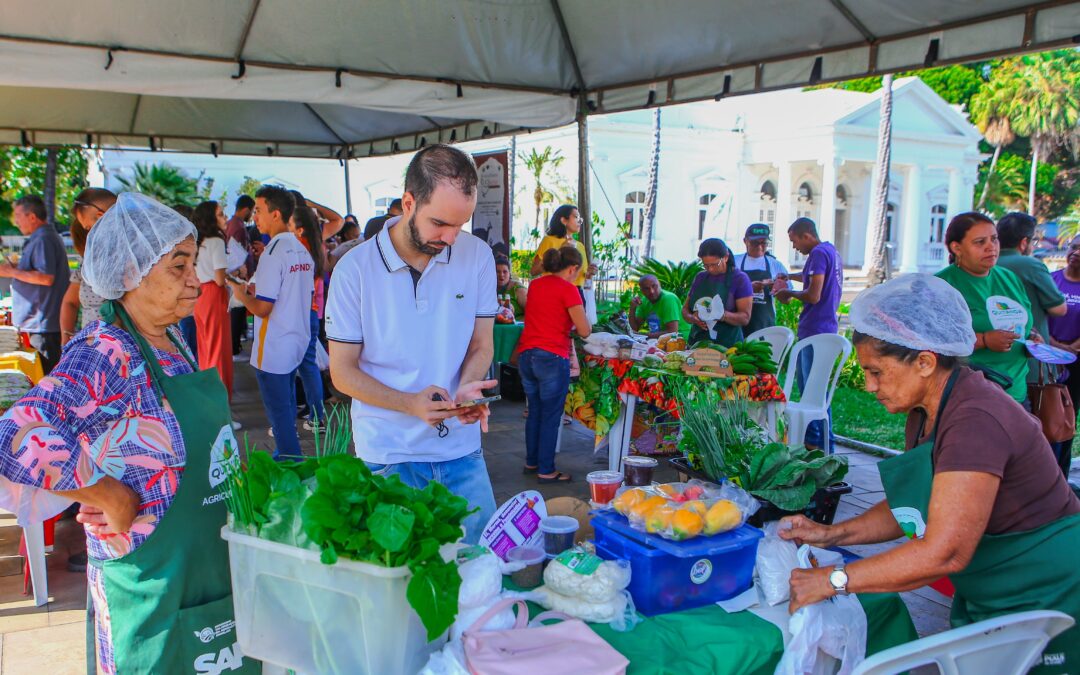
left=781, top=333, right=851, bottom=451
left=852, top=610, right=1074, bottom=675
left=23, top=521, right=49, bottom=606
left=745, top=326, right=795, bottom=369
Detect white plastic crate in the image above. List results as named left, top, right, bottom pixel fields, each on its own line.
left=221, top=527, right=445, bottom=675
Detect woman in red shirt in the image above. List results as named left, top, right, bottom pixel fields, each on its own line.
left=518, top=246, right=592, bottom=482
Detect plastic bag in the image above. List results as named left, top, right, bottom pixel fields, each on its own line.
left=525, top=547, right=641, bottom=632
left=612, top=480, right=760, bottom=541
left=755, top=521, right=800, bottom=606
left=315, top=340, right=330, bottom=372
left=450, top=548, right=524, bottom=642
left=775, top=546, right=867, bottom=675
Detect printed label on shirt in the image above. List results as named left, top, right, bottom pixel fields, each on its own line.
left=986, top=295, right=1028, bottom=336
left=891, top=506, right=926, bottom=539
left=208, top=425, right=241, bottom=490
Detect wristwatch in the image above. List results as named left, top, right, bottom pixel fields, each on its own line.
left=828, top=564, right=849, bottom=596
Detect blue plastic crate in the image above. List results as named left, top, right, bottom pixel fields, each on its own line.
left=591, top=510, right=762, bottom=617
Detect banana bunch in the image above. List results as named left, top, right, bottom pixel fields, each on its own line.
left=726, top=340, right=778, bottom=375
left=567, top=387, right=588, bottom=410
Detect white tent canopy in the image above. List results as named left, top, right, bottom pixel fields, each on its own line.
left=0, top=0, right=1077, bottom=158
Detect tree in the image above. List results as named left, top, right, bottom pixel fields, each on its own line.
left=865, top=74, right=894, bottom=286
left=1001, top=51, right=1080, bottom=217
left=519, top=147, right=567, bottom=242
left=970, top=72, right=1017, bottom=209
left=116, top=162, right=213, bottom=208
left=0, top=147, right=88, bottom=234
left=813, top=64, right=985, bottom=108
left=640, top=108, right=661, bottom=260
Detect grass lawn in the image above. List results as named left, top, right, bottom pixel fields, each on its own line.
left=831, top=387, right=907, bottom=451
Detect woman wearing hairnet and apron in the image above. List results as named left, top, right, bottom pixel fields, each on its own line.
left=0, top=193, right=258, bottom=674
left=780, top=274, right=1080, bottom=674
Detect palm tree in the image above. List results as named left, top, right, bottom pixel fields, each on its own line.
left=519, top=147, right=565, bottom=241
left=117, top=162, right=202, bottom=207
left=970, top=73, right=1017, bottom=210
left=640, top=108, right=662, bottom=260
left=865, top=74, right=894, bottom=286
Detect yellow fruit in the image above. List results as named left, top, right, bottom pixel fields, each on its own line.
left=657, top=484, right=679, bottom=498
left=612, top=488, right=647, bottom=515
left=629, top=495, right=668, bottom=521
left=671, top=509, right=705, bottom=540
left=645, top=505, right=676, bottom=533
left=704, top=500, right=742, bottom=535
left=683, top=500, right=707, bottom=518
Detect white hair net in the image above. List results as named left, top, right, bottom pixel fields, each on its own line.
left=850, top=274, right=975, bottom=357
left=82, top=192, right=197, bottom=300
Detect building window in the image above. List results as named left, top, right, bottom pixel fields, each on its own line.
left=798, top=182, right=814, bottom=202
left=698, top=193, right=717, bottom=239
left=758, top=181, right=776, bottom=226
left=930, top=204, right=947, bottom=243
left=624, top=190, right=646, bottom=238
left=836, top=185, right=848, bottom=206
left=796, top=182, right=815, bottom=219
left=374, top=196, right=395, bottom=216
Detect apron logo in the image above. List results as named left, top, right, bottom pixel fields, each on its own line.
left=209, top=426, right=241, bottom=490
left=194, top=642, right=245, bottom=674
left=986, top=295, right=1028, bottom=336
left=1043, top=652, right=1065, bottom=667
left=891, top=507, right=927, bottom=539
left=194, top=619, right=236, bottom=644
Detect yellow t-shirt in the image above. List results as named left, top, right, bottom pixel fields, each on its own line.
left=535, top=235, right=588, bottom=287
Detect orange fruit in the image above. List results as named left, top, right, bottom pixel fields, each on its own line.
left=657, top=484, right=679, bottom=498
left=671, top=509, right=705, bottom=540
left=629, top=495, right=668, bottom=521
left=683, top=500, right=707, bottom=518
left=645, top=505, right=676, bottom=533
left=612, top=488, right=647, bottom=515
left=704, top=500, right=742, bottom=535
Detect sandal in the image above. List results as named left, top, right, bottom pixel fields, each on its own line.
left=537, top=471, right=572, bottom=484
left=523, top=465, right=539, bottom=474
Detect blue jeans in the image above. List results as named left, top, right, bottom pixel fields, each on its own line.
left=364, top=449, right=497, bottom=545
left=795, top=345, right=835, bottom=452
left=297, top=310, right=325, bottom=424
left=519, top=348, right=571, bottom=475
left=254, top=368, right=302, bottom=458
left=178, top=315, right=198, bottom=355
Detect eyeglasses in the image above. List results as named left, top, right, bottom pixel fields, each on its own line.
left=702, top=261, right=724, bottom=270
left=74, top=200, right=106, bottom=214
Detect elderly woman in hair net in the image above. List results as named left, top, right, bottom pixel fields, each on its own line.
left=0, top=193, right=258, bottom=674
left=780, top=274, right=1080, bottom=673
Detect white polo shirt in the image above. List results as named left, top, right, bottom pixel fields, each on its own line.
left=325, top=218, right=498, bottom=464
left=250, top=232, right=315, bottom=374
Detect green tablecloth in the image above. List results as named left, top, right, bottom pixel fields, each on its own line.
left=493, top=322, right=525, bottom=364
left=593, top=593, right=918, bottom=674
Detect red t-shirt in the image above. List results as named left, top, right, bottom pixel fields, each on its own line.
left=517, top=275, right=583, bottom=359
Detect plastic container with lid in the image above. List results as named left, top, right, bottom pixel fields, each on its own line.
left=506, top=546, right=546, bottom=588
left=622, top=456, right=658, bottom=486
left=221, top=526, right=445, bottom=674
left=539, top=515, right=579, bottom=558
left=586, top=471, right=623, bottom=505
left=590, top=510, right=762, bottom=617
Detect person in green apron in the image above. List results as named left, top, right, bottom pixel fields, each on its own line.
left=779, top=274, right=1080, bottom=674
left=0, top=193, right=258, bottom=674
left=734, top=223, right=790, bottom=336
left=682, top=238, right=754, bottom=348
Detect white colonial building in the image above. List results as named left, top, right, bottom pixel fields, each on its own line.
left=100, top=77, right=984, bottom=273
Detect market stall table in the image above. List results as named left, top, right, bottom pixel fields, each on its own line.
left=493, top=322, right=524, bottom=365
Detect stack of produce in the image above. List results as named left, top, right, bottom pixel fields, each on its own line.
left=724, top=340, right=778, bottom=375
left=610, top=480, right=758, bottom=541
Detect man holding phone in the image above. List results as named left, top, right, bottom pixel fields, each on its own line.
left=325, top=144, right=498, bottom=544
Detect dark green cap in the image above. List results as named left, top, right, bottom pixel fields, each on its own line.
left=744, top=223, right=770, bottom=240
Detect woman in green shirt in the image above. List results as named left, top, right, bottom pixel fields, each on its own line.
left=935, top=212, right=1038, bottom=404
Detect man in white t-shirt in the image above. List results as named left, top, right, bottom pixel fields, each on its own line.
left=326, top=144, right=498, bottom=543
left=733, top=223, right=790, bottom=335
left=227, top=186, right=314, bottom=459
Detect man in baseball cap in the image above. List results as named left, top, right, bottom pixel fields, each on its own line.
left=734, top=223, right=789, bottom=334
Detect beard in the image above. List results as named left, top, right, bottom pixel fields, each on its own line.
left=406, top=215, right=447, bottom=256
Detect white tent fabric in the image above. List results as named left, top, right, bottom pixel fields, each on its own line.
left=0, top=0, right=1076, bottom=158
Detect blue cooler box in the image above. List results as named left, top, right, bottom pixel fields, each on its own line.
left=591, top=509, right=762, bottom=617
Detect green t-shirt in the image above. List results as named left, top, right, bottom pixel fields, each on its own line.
left=635, top=290, right=682, bottom=334
left=995, top=249, right=1065, bottom=342
left=935, top=264, right=1033, bottom=403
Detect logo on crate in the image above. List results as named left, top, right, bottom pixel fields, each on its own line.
left=690, top=558, right=713, bottom=585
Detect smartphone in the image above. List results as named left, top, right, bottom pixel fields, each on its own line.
left=451, top=395, right=502, bottom=409
left=225, top=273, right=246, bottom=285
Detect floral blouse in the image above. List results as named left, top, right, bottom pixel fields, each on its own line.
left=0, top=320, right=194, bottom=673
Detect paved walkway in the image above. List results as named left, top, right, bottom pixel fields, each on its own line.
left=0, top=350, right=953, bottom=672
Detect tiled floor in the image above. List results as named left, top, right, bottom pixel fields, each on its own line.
left=0, top=349, right=958, bottom=672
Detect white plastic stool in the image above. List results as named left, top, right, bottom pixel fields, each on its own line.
left=781, top=333, right=851, bottom=451
left=23, top=521, right=49, bottom=606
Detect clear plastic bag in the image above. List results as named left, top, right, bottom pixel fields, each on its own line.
left=612, top=480, right=759, bottom=541
left=755, top=521, right=800, bottom=606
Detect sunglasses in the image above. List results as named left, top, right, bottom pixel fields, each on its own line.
left=74, top=200, right=106, bottom=214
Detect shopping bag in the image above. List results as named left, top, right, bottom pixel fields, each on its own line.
left=315, top=341, right=330, bottom=372
left=1029, top=363, right=1075, bottom=443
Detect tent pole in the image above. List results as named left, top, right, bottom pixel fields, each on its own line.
left=342, top=156, right=353, bottom=215
left=577, top=104, right=592, bottom=261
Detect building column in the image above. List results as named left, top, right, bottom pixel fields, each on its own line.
left=818, top=156, right=838, bottom=244
left=772, top=161, right=794, bottom=266
left=946, top=167, right=967, bottom=220
left=900, top=164, right=924, bottom=274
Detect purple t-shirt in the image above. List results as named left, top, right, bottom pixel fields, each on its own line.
left=1048, top=269, right=1080, bottom=343
left=688, top=269, right=754, bottom=310
left=798, top=241, right=843, bottom=338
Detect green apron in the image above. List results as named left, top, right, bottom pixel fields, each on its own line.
left=87, top=302, right=259, bottom=675
left=740, top=254, right=777, bottom=336
left=688, top=272, right=743, bottom=347
left=878, top=370, right=1080, bottom=674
